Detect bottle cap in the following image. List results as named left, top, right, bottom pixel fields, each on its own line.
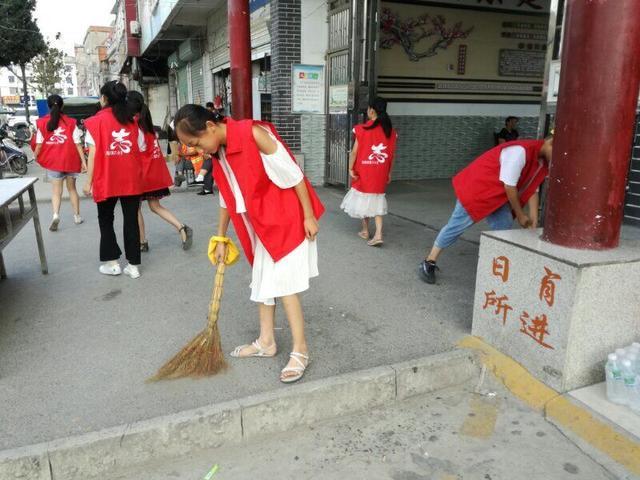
left=608, top=353, right=618, bottom=361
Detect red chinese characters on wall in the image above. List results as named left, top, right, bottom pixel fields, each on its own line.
left=482, top=257, right=562, bottom=350
left=539, top=267, right=561, bottom=307
left=519, top=311, right=554, bottom=349
left=492, top=256, right=510, bottom=283
left=483, top=290, right=512, bottom=325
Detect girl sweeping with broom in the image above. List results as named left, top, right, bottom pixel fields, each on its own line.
left=173, top=105, right=324, bottom=383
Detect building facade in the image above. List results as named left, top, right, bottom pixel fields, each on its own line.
left=75, top=26, right=113, bottom=97
left=131, top=0, right=554, bottom=186
left=0, top=67, right=31, bottom=106
left=126, top=0, right=638, bottom=209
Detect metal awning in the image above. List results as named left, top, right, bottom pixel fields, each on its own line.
left=142, top=0, right=224, bottom=58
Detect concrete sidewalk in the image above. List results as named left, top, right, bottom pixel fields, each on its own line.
left=0, top=184, right=479, bottom=451
left=385, top=178, right=640, bottom=244
left=108, top=376, right=620, bottom=480
left=3, top=165, right=639, bottom=461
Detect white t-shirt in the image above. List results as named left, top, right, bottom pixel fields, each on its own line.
left=36, top=124, right=83, bottom=144
left=85, top=128, right=147, bottom=152
left=499, top=145, right=526, bottom=187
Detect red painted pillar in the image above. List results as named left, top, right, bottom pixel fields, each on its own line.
left=543, top=0, right=640, bottom=249
left=228, top=0, right=253, bottom=120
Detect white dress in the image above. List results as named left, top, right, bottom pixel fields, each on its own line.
left=218, top=129, right=318, bottom=306
left=340, top=189, right=388, bottom=218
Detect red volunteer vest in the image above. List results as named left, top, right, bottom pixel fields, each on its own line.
left=35, top=114, right=82, bottom=173
left=84, top=108, right=144, bottom=203
left=140, top=130, right=173, bottom=193
left=351, top=121, right=398, bottom=194
left=212, top=118, right=325, bottom=265
left=452, top=140, right=548, bottom=222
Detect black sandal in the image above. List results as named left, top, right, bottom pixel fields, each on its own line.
left=180, top=225, right=193, bottom=251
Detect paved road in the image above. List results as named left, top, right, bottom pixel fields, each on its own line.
left=3, top=166, right=638, bottom=452
left=0, top=185, right=478, bottom=450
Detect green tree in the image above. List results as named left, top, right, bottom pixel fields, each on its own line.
left=32, top=45, right=65, bottom=97
left=0, top=0, right=46, bottom=123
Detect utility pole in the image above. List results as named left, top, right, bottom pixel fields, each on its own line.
left=228, top=0, right=253, bottom=119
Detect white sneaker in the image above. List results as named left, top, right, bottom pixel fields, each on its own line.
left=49, top=214, right=60, bottom=232
left=195, top=174, right=205, bottom=183
left=99, top=262, right=122, bottom=276
left=74, top=214, right=83, bottom=225
left=123, top=264, right=140, bottom=279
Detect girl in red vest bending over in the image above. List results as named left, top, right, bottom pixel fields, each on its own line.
left=341, top=97, right=397, bottom=247
left=127, top=91, right=193, bottom=252
left=34, top=95, right=87, bottom=231
left=419, top=136, right=553, bottom=285
left=173, top=105, right=325, bottom=383
left=83, top=81, right=146, bottom=279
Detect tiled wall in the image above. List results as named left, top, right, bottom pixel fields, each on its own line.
left=390, top=116, right=539, bottom=180
left=271, top=0, right=302, bottom=150
left=298, top=114, right=539, bottom=185
left=301, top=114, right=326, bottom=186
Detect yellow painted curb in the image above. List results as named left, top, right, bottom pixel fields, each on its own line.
left=459, top=335, right=640, bottom=475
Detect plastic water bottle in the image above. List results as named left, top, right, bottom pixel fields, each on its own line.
left=605, top=354, right=624, bottom=404
left=627, top=353, right=639, bottom=373
left=621, top=359, right=637, bottom=406
left=629, top=345, right=640, bottom=364
left=633, top=378, right=640, bottom=412
left=632, top=375, right=640, bottom=413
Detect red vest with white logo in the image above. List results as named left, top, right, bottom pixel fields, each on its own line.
left=84, top=108, right=143, bottom=203
left=452, top=140, right=548, bottom=222
left=352, top=121, right=398, bottom=194
left=141, top=130, right=173, bottom=193
left=212, top=118, right=325, bottom=265
left=35, top=114, right=82, bottom=173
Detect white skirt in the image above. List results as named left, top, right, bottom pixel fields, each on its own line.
left=340, top=188, right=388, bottom=219
left=250, top=237, right=318, bottom=305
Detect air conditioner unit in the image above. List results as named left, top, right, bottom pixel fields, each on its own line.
left=178, top=38, right=202, bottom=62
left=130, top=20, right=142, bottom=37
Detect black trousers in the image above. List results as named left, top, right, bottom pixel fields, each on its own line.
left=97, top=195, right=141, bottom=265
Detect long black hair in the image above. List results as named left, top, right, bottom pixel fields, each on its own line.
left=46, top=94, right=64, bottom=132
left=127, top=90, right=154, bottom=134
left=364, top=96, right=393, bottom=138
left=100, top=80, right=133, bottom=125
left=174, top=104, right=224, bottom=136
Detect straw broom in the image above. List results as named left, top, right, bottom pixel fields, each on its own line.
left=150, top=262, right=228, bottom=380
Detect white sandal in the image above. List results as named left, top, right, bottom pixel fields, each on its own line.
left=230, top=339, right=277, bottom=358
left=280, top=352, right=309, bottom=384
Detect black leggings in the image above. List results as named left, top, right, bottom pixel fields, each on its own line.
left=202, top=157, right=214, bottom=192
left=97, top=195, right=141, bottom=265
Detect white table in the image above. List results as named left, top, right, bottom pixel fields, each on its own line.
left=0, top=177, right=48, bottom=278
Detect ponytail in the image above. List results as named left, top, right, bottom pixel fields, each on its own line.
left=100, top=80, right=134, bottom=125
left=364, top=96, right=393, bottom=138
left=174, top=104, right=225, bottom=136
left=46, top=94, right=64, bottom=132
left=127, top=90, right=154, bottom=134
